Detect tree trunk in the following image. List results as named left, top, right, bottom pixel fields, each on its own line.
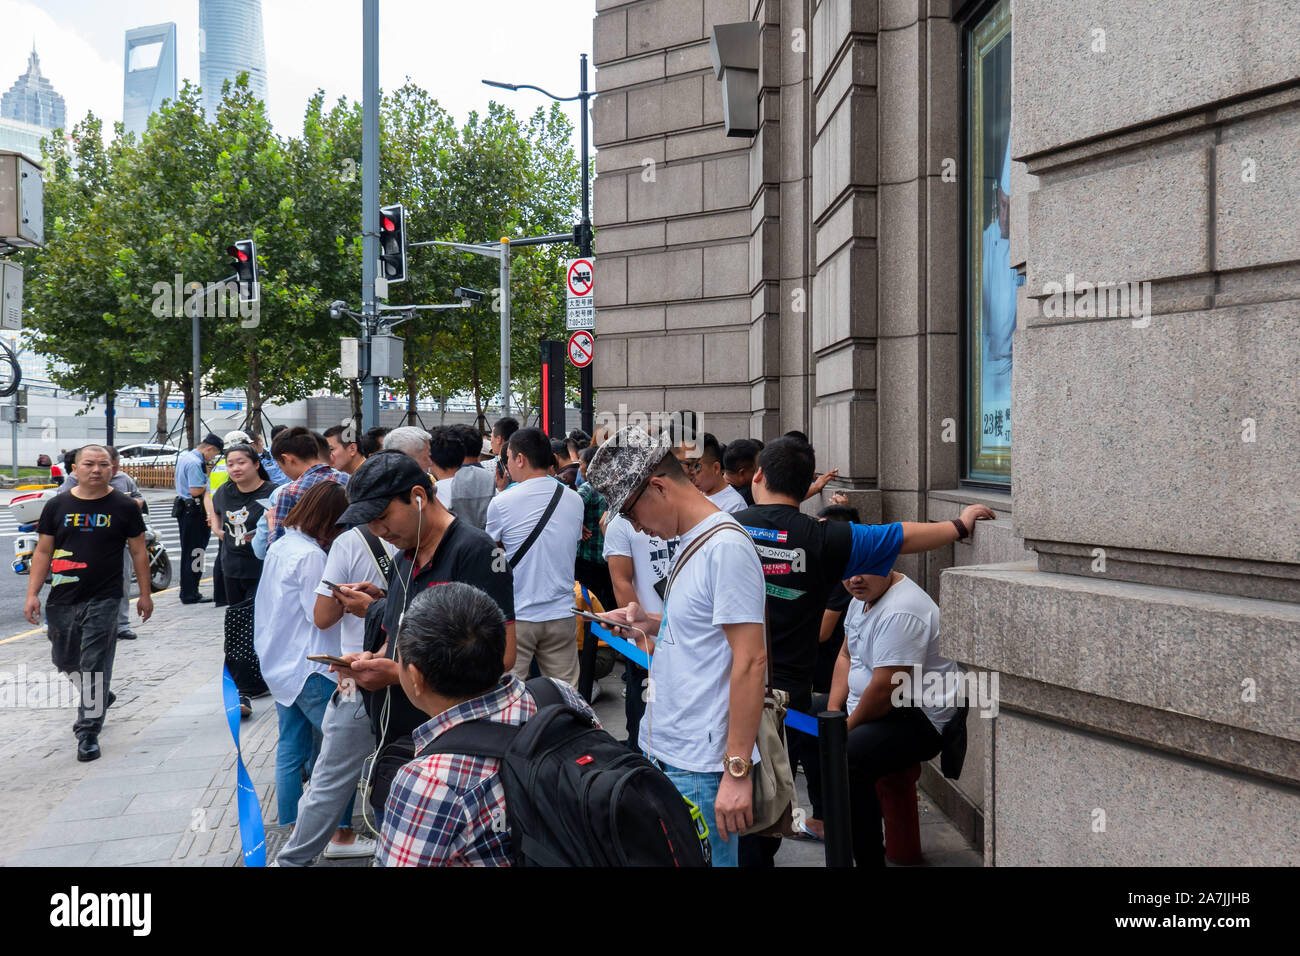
left=406, top=373, right=418, bottom=426
left=245, top=347, right=263, bottom=435
left=180, top=371, right=195, bottom=448
left=471, top=344, right=483, bottom=423
left=349, top=380, right=361, bottom=428
left=155, top=381, right=171, bottom=442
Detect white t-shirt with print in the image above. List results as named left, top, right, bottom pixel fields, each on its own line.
left=843, top=575, right=960, bottom=734
left=601, top=514, right=677, bottom=615
left=641, top=511, right=766, bottom=773
left=485, top=476, right=584, bottom=622
left=707, top=484, right=747, bottom=514
left=314, top=526, right=398, bottom=655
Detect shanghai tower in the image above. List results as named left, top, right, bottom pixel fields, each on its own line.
left=199, top=0, right=269, bottom=117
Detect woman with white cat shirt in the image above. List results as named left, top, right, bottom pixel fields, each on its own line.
left=212, top=443, right=278, bottom=606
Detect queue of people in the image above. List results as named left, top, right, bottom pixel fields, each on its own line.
left=23, top=412, right=993, bottom=868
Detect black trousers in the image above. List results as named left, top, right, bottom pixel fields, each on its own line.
left=846, top=706, right=942, bottom=867
left=175, top=502, right=211, bottom=602
left=574, top=556, right=616, bottom=613
left=624, top=661, right=648, bottom=753
left=46, top=597, right=119, bottom=738
left=739, top=687, right=812, bottom=868
left=213, top=550, right=227, bottom=606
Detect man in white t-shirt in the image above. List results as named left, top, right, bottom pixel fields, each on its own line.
left=688, top=433, right=747, bottom=513
left=602, top=514, right=677, bottom=750
left=588, top=426, right=766, bottom=868
left=828, top=569, right=961, bottom=867
left=485, top=427, right=585, bottom=686
left=272, top=514, right=397, bottom=865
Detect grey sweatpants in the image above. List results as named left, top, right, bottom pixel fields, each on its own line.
left=274, top=685, right=375, bottom=866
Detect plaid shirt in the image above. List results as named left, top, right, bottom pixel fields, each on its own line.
left=377, top=674, right=599, bottom=867
left=576, top=481, right=607, bottom=564
left=266, top=463, right=348, bottom=545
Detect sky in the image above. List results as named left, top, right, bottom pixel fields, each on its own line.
left=0, top=0, right=595, bottom=137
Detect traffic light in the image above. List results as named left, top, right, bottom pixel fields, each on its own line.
left=226, top=239, right=258, bottom=302
left=379, top=204, right=407, bottom=284
left=572, top=221, right=593, bottom=256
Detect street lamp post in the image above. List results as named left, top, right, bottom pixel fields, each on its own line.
left=483, top=53, right=595, bottom=434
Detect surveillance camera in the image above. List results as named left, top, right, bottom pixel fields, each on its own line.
left=329, top=300, right=347, bottom=320
left=455, top=287, right=484, bottom=303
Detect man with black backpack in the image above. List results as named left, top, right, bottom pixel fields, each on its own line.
left=378, top=582, right=708, bottom=867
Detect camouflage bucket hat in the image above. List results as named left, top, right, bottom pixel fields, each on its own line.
left=585, top=425, right=672, bottom=518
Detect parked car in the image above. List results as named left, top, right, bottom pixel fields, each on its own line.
left=115, top=443, right=182, bottom=466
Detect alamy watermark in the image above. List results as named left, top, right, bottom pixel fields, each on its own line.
left=890, top=666, right=1000, bottom=718
left=1040, top=273, right=1151, bottom=327
left=0, top=665, right=105, bottom=716
left=150, top=274, right=259, bottom=328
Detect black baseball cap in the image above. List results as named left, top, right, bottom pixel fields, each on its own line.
left=337, top=449, right=431, bottom=526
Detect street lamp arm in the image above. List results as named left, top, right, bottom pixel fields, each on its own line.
left=483, top=78, right=580, bottom=102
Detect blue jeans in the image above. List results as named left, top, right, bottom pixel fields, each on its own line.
left=648, top=755, right=735, bottom=868
left=275, top=673, right=352, bottom=826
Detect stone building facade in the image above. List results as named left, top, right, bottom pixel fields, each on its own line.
left=590, top=0, right=1299, bottom=863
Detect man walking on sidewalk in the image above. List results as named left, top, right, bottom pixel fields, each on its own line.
left=174, top=433, right=223, bottom=604
left=24, top=445, right=155, bottom=761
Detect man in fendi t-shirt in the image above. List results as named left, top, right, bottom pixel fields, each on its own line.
left=24, top=444, right=154, bottom=761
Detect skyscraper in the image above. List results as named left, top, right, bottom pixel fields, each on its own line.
left=1, top=45, right=66, bottom=132
left=199, top=0, right=269, bottom=118
left=123, top=22, right=178, bottom=137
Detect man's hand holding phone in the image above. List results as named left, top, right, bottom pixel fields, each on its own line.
left=329, top=580, right=383, bottom=618
left=335, top=651, right=399, bottom=691
left=594, top=602, right=657, bottom=656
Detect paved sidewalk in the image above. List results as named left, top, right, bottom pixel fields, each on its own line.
left=3, top=590, right=981, bottom=867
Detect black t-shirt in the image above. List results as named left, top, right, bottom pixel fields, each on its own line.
left=364, top=518, right=517, bottom=746
left=734, top=504, right=854, bottom=696
left=213, top=480, right=276, bottom=579
left=37, top=489, right=146, bottom=606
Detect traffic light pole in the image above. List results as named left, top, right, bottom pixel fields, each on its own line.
left=499, top=238, right=511, bottom=418
left=577, top=54, right=594, bottom=435
left=360, top=0, right=380, bottom=431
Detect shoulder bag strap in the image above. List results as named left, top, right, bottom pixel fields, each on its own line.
left=423, top=719, right=520, bottom=758
left=507, top=483, right=565, bottom=570
left=357, top=527, right=394, bottom=583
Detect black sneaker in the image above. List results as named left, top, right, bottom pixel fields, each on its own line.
left=106, top=691, right=116, bottom=709
left=77, top=734, right=101, bottom=762
left=239, top=695, right=252, bottom=719
left=117, top=630, right=138, bottom=640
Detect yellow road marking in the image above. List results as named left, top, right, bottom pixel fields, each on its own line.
left=2, top=576, right=215, bottom=645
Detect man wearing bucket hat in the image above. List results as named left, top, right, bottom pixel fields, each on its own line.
left=585, top=426, right=768, bottom=867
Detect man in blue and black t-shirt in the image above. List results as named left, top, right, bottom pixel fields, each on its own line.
left=733, top=434, right=994, bottom=866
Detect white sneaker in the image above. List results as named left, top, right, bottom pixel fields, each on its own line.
left=590, top=681, right=602, bottom=703
left=323, top=836, right=376, bottom=859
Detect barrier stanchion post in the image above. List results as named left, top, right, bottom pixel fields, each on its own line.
left=818, top=710, right=853, bottom=867
left=577, top=620, right=598, bottom=702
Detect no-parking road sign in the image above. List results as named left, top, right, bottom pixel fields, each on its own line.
left=567, top=330, right=594, bottom=368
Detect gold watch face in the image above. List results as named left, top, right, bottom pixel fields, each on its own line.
left=726, top=757, right=748, bottom=777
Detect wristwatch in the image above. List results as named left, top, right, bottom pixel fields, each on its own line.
left=723, top=755, right=753, bottom=779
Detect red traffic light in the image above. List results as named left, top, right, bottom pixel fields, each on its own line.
left=381, top=216, right=396, bottom=232
left=227, top=245, right=249, bottom=262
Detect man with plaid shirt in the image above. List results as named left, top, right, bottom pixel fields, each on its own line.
left=377, top=581, right=598, bottom=867
left=266, top=427, right=348, bottom=546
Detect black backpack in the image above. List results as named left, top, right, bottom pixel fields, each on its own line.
left=426, top=678, right=710, bottom=867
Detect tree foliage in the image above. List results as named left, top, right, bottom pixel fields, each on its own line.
left=20, top=74, right=581, bottom=442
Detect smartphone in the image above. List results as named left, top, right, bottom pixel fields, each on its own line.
left=321, top=579, right=343, bottom=591
left=307, top=653, right=353, bottom=668
left=572, top=607, right=647, bottom=640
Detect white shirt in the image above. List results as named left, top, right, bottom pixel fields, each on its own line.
left=602, top=515, right=676, bottom=615
left=254, top=527, right=342, bottom=706
left=641, top=511, right=766, bottom=773
left=485, top=476, right=584, bottom=622
left=707, top=484, right=747, bottom=514
left=843, top=575, right=960, bottom=734
left=434, top=476, right=454, bottom=510
left=313, top=527, right=397, bottom=656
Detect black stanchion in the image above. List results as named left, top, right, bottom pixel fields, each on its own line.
left=818, top=710, right=853, bottom=867
left=577, top=620, right=599, bottom=702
